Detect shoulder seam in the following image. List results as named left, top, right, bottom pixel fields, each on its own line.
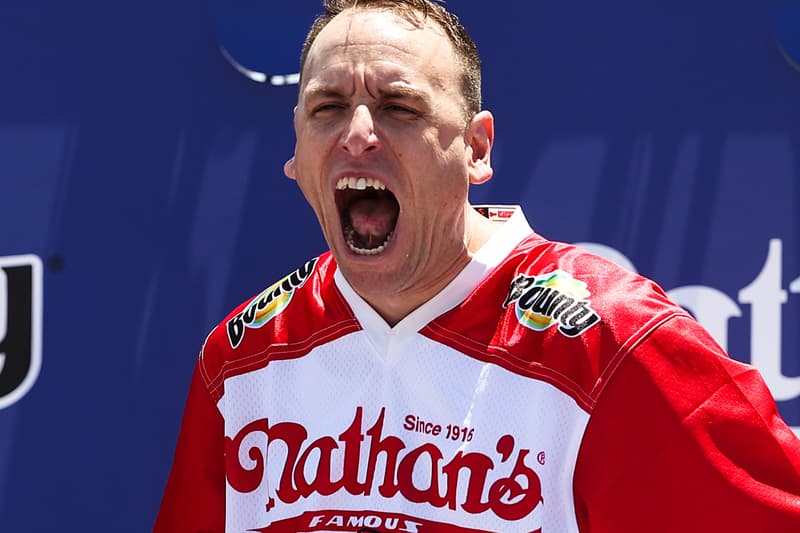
left=422, top=321, right=596, bottom=412
left=588, top=309, right=690, bottom=404
left=205, top=318, right=361, bottom=401
left=198, top=324, right=219, bottom=389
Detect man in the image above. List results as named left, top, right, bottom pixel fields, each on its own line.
left=155, top=1, right=800, bottom=531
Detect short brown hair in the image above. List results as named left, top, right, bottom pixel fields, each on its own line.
left=299, top=0, right=482, bottom=117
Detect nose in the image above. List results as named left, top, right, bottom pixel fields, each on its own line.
left=340, top=104, right=379, bottom=156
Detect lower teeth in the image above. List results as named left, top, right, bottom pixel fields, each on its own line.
left=345, top=228, right=393, bottom=256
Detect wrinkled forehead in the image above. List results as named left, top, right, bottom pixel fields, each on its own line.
left=301, top=8, right=458, bottom=91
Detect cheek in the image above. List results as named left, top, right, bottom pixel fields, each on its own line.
left=298, top=180, right=324, bottom=210
left=291, top=146, right=322, bottom=187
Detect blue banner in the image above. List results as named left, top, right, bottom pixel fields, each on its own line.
left=1, top=1, right=798, bottom=531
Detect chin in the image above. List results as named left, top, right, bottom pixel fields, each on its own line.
left=337, top=259, right=405, bottom=293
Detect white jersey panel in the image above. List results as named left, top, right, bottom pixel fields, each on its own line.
left=219, top=329, right=589, bottom=532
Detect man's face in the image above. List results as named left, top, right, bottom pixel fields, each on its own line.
left=286, top=8, right=491, bottom=310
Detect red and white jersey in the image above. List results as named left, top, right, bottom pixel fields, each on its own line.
left=155, top=208, right=800, bottom=532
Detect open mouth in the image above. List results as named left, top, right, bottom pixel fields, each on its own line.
left=335, top=176, right=400, bottom=256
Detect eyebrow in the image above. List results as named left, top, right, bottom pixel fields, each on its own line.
left=302, top=84, right=430, bottom=106
left=377, top=86, right=429, bottom=105
left=303, top=86, right=348, bottom=102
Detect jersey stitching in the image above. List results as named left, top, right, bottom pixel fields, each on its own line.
left=206, top=319, right=361, bottom=398
left=198, top=325, right=219, bottom=388
left=200, top=255, right=358, bottom=394
left=589, top=309, right=689, bottom=403
left=422, top=321, right=596, bottom=412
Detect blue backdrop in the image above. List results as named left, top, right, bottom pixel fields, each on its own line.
left=1, top=1, right=798, bottom=531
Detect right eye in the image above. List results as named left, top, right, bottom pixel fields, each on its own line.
left=312, top=102, right=346, bottom=114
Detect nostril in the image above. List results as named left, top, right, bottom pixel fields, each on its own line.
left=340, top=132, right=379, bottom=155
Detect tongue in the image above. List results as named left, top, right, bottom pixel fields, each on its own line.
left=348, top=196, right=398, bottom=244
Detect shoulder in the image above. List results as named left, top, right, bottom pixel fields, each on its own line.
left=509, top=235, right=682, bottom=335
left=197, top=253, right=359, bottom=401
left=428, top=234, right=689, bottom=411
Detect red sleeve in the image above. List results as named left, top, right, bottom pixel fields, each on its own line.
left=154, top=362, right=225, bottom=533
left=574, top=315, right=800, bottom=531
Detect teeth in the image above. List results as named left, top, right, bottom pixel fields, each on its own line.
left=336, top=176, right=386, bottom=191
left=345, top=228, right=393, bottom=256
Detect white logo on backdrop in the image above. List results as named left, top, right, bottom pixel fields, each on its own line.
left=578, top=240, right=800, bottom=403
left=0, top=255, right=43, bottom=410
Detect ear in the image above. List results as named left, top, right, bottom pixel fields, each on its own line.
left=284, top=154, right=297, bottom=180
left=284, top=106, right=300, bottom=180
left=466, top=110, right=494, bottom=185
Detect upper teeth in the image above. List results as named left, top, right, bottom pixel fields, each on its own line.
left=336, top=176, right=387, bottom=191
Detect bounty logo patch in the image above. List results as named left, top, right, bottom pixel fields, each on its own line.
left=227, top=258, right=318, bottom=349
left=503, top=269, right=600, bottom=337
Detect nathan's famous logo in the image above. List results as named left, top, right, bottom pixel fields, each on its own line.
left=0, top=255, right=43, bottom=410
left=503, top=269, right=600, bottom=337
left=226, top=407, right=544, bottom=527
left=227, top=258, right=318, bottom=349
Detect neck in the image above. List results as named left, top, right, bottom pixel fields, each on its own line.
left=360, top=207, right=503, bottom=327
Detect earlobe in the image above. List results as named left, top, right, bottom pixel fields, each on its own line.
left=467, top=110, right=495, bottom=185
left=284, top=156, right=297, bottom=180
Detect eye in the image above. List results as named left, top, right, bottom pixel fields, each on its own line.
left=383, top=103, right=418, bottom=117
left=311, top=102, right=346, bottom=115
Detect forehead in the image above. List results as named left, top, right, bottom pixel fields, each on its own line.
left=301, top=9, right=459, bottom=93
